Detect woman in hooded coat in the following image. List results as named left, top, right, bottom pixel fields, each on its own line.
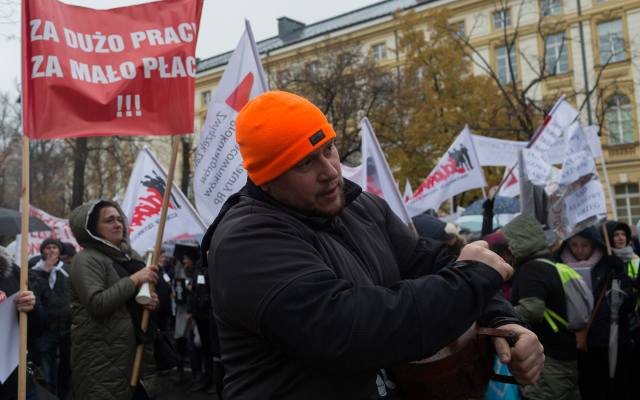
left=559, top=226, right=636, bottom=399
left=69, top=200, right=160, bottom=400
left=607, top=220, right=640, bottom=281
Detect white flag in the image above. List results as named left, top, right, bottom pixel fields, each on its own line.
left=403, top=180, right=413, bottom=203
left=407, top=126, right=486, bottom=217
left=472, top=135, right=526, bottom=167
left=530, top=97, right=579, bottom=154
left=498, top=165, right=520, bottom=198
left=121, top=148, right=207, bottom=255
left=193, top=21, right=268, bottom=224
left=360, top=118, right=411, bottom=224
left=341, top=163, right=365, bottom=188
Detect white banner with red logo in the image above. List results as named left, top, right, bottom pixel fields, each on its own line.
left=407, top=126, right=486, bottom=216
left=360, top=118, right=411, bottom=224
left=193, top=21, right=268, bottom=224
left=498, top=165, right=520, bottom=198
left=10, top=206, right=81, bottom=266
left=22, top=0, right=203, bottom=139
left=121, top=147, right=206, bottom=255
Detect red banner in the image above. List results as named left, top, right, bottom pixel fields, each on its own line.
left=22, top=0, right=203, bottom=139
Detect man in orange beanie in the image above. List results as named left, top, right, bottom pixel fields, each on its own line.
left=202, top=91, right=543, bottom=400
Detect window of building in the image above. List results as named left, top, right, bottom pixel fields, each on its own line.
left=450, top=21, right=465, bottom=38
left=371, top=43, right=387, bottom=61
left=306, top=61, right=319, bottom=74
left=598, top=19, right=626, bottom=64
left=493, top=9, right=511, bottom=30
left=541, top=0, right=561, bottom=17
left=496, top=45, right=517, bottom=84
left=606, top=95, right=634, bottom=144
left=201, top=90, right=211, bottom=106
left=338, top=52, right=352, bottom=66
left=544, top=33, right=568, bottom=74
left=615, top=183, right=640, bottom=226
left=277, top=69, right=291, bottom=85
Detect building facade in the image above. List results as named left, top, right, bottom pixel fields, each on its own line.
left=195, top=0, right=640, bottom=224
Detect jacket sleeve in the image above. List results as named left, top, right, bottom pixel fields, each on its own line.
left=372, top=194, right=522, bottom=329
left=211, top=214, right=505, bottom=374
left=70, top=252, right=136, bottom=318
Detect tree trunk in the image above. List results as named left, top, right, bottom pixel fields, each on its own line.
left=180, top=136, right=192, bottom=199
left=71, top=137, right=88, bottom=209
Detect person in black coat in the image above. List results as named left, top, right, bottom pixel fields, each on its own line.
left=202, top=91, right=545, bottom=399
left=559, top=226, right=636, bottom=400
left=29, top=238, right=71, bottom=399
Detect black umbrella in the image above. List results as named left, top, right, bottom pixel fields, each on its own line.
left=0, top=207, right=51, bottom=236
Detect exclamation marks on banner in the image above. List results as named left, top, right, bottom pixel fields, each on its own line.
left=116, top=95, right=142, bottom=118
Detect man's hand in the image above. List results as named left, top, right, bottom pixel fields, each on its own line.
left=14, top=290, right=36, bottom=313
left=142, top=292, right=159, bottom=311
left=493, top=324, right=544, bottom=385
left=457, top=241, right=513, bottom=281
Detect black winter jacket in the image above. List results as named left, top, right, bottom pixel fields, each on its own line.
left=560, top=226, right=637, bottom=349
left=30, top=264, right=71, bottom=332
left=204, top=180, right=521, bottom=400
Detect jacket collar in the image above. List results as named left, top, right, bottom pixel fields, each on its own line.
left=201, top=177, right=362, bottom=259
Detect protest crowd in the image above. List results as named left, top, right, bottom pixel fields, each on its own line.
left=2, top=1, right=640, bottom=400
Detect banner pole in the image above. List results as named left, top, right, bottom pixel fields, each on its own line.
left=601, top=221, right=612, bottom=256
left=18, top=136, right=30, bottom=400
left=130, top=137, right=180, bottom=387
left=598, top=155, right=618, bottom=220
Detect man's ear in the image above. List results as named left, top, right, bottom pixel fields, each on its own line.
left=260, top=183, right=271, bottom=193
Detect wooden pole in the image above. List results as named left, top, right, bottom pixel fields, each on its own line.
left=598, top=155, right=618, bottom=221
left=18, top=136, right=30, bottom=400
left=130, top=137, right=180, bottom=386
left=601, top=221, right=612, bottom=256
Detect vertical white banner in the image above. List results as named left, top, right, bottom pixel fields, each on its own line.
left=360, top=118, right=411, bottom=224
left=193, top=21, right=268, bottom=224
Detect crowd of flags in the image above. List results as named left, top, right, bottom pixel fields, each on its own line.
left=13, top=22, right=612, bottom=255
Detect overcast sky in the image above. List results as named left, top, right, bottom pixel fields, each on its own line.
left=0, top=0, right=377, bottom=93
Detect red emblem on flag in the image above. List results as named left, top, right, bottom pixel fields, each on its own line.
left=226, top=72, right=254, bottom=112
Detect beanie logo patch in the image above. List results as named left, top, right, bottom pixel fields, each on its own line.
left=309, top=130, right=325, bottom=146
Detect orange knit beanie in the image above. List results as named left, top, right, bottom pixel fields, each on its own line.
left=236, top=91, right=337, bottom=185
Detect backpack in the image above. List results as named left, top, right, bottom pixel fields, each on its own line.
left=536, top=259, right=594, bottom=332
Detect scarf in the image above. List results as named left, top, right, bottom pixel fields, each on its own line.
left=33, top=259, right=67, bottom=289
left=612, top=246, right=636, bottom=263
left=560, top=246, right=603, bottom=270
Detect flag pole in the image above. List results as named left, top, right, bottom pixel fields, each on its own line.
left=130, top=136, right=180, bottom=386
left=598, top=155, right=618, bottom=220
left=18, top=136, right=30, bottom=400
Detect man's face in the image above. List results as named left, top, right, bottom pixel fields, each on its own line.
left=613, top=230, right=627, bottom=249
left=43, top=244, right=60, bottom=262
left=569, top=236, right=594, bottom=261
left=262, top=140, right=345, bottom=217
